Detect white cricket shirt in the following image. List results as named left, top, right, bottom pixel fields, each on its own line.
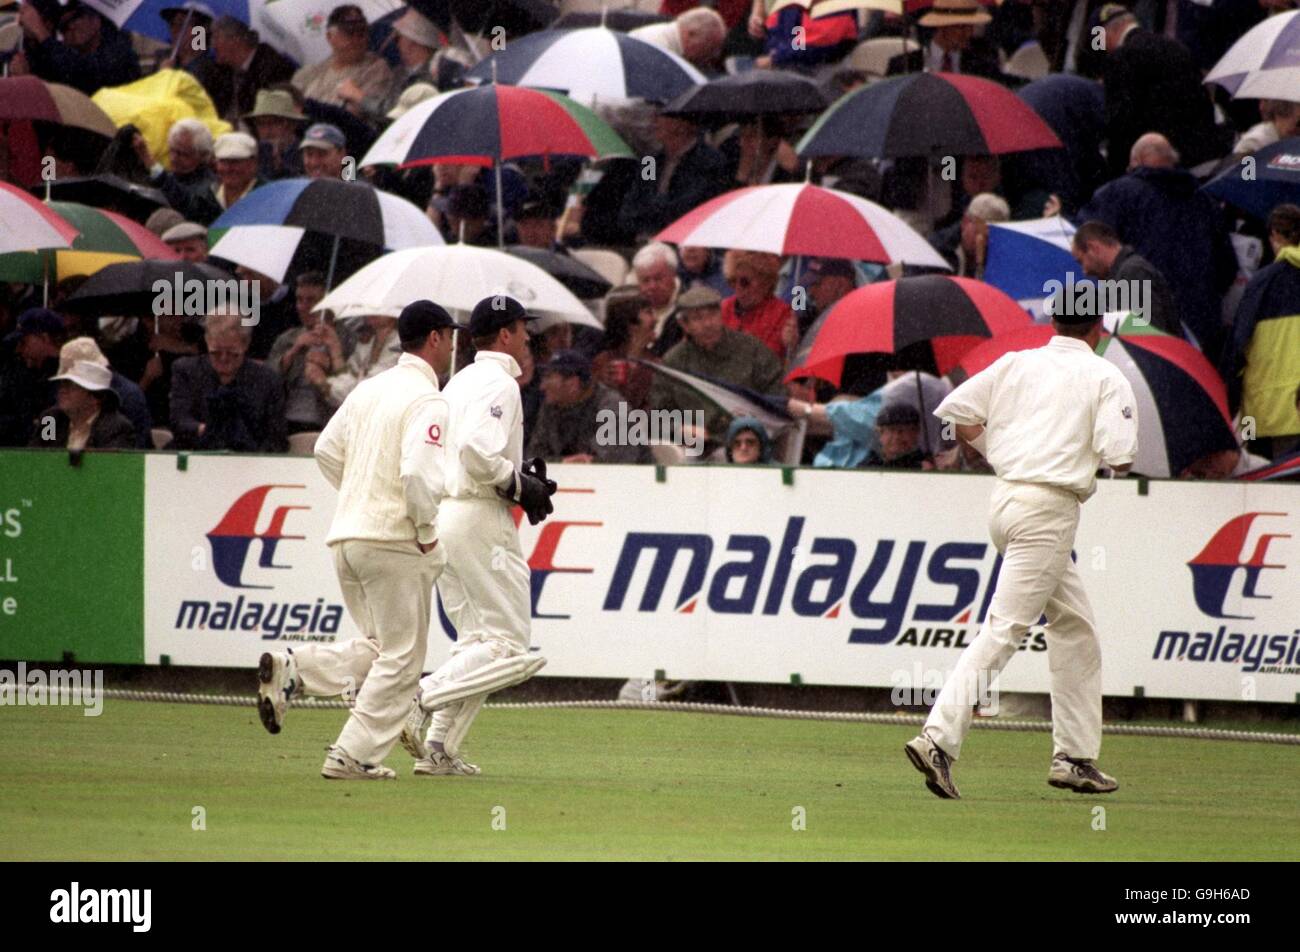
left=441, top=350, right=524, bottom=500
left=314, top=352, right=450, bottom=545
left=934, top=335, right=1139, bottom=501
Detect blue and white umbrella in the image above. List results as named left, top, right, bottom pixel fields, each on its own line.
left=1203, top=136, right=1300, bottom=222
left=1204, top=10, right=1300, bottom=97
left=465, top=27, right=704, bottom=106
left=983, top=215, right=1077, bottom=321
left=83, top=0, right=246, bottom=45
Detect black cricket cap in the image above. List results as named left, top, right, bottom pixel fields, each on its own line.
left=398, top=299, right=465, bottom=343
left=469, top=295, right=538, bottom=338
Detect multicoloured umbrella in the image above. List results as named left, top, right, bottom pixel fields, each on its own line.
left=789, top=275, right=1031, bottom=385
left=1202, top=136, right=1300, bottom=222
left=656, top=183, right=949, bottom=268
left=465, top=27, right=704, bottom=105
left=0, top=183, right=79, bottom=255
left=797, top=72, right=1062, bottom=160
left=0, top=200, right=178, bottom=284
left=983, top=216, right=1078, bottom=318
left=949, top=320, right=1239, bottom=478
left=208, top=177, right=442, bottom=286
left=1204, top=10, right=1300, bottom=96
left=0, top=76, right=118, bottom=138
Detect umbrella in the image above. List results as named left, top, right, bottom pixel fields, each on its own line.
left=1240, top=451, right=1300, bottom=482
left=790, top=275, right=1032, bottom=387
left=663, top=71, right=829, bottom=126
left=950, top=319, right=1238, bottom=478
left=252, top=0, right=405, bottom=67
left=504, top=245, right=612, bottom=299
left=1204, top=10, right=1300, bottom=96
left=0, top=76, right=118, bottom=138
left=443, top=0, right=557, bottom=37
left=39, top=175, right=170, bottom=223
left=0, top=200, right=178, bottom=285
left=982, top=216, right=1078, bottom=319
left=1203, top=136, right=1300, bottom=222
left=797, top=72, right=1063, bottom=160
left=92, top=69, right=231, bottom=170
left=313, top=245, right=602, bottom=334
left=83, top=0, right=253, bottom=45
left=1232, top=67, right=1300, bottom=101
left=62, top=259, right=237, bottom=318
left=655, top=183, right=950, bottom=268
left=0, top=183, right=80, bottom=255
left=208, top=178, right=442, bottom=287
left=465, top=27, right=705, bottom=106
left=361, top=83, right=632, bottom=246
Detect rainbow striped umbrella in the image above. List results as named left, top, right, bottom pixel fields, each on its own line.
left=0, top=200, right=178, bottom=284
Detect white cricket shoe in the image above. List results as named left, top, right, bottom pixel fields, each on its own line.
left=398, top=694, right=431, bottom=760
left=413, top=751, right=481, bottom=776
left=257, top=650, right=299, bottom=735
left=904, top=733, right=961, bottom=800
left=1048, top=753, right=1119, bottom=794
left=320, top=745, right=396, bottom=780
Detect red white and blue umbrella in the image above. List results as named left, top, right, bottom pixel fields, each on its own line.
left=1204, top=10, right=1300, bottom=96
left=951, top=319, right=1239, bottom=478
left=983, top=216, right=1078, bottom=318
left=464, top=27, right=705, bottom=105
left=208, top=177, right=442, bottom=286
left=656, top=183, right=949, bottom=268
left=1203, top=136, right=1300, bottom=222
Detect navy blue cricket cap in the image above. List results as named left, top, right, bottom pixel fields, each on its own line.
left=398, top=299, right=466, bottom=343
left=3, top=308, right=64, bottom=346
left=469, top=295, right=538, bottom=338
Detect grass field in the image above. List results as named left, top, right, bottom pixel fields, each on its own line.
left=2, top=701, right=1297, bottom=861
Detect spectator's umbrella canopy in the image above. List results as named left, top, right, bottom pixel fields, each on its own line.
left=362, top=84, right=634, bottom=170
left=207, top=177, right=443, bottom=282
left=504, top=245, right=612, bottom=299
left=1204, top=10, right=1300, bottom=96
left=1203, top=137, right=1300, bottom=223
left=1240, top=451, right=1300, bottom=482
left=797, top=72, right=1063, bottom=159
left=312, top=245, right=601, bottom=332
left=637, top=360, right=794, bottom=439
left=251, top=0, right=404, bottom=67
left=663, top=70, right=829, bottom=125
left=950, top=319, right=1238, bottom=478
left=983, top=215, right=1078, bottom=317
left=0, top=182, right=80, bottom=255
left=63, top=259, right=236, bottom=318
left=0, top=76, right=119, bottom=138
left=790, top=275, right=1031, bottom=386
left=465, top=27, right=705, bottom=106
left=0, top=200, right=178, bottom=283
left=81, top=0, right=247, bottom=44
left=656, top=183, right=950, bottom=268
left=38, top=174, right=170, bottom=223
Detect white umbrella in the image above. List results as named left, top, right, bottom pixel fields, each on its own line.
left=314, top=245, right=602, bottom=332
left=1204, top=10, right=1300, bottom=96
left=0, top=182, right=78, bottom=254
left=208, top=224, right=304, bottom=284
left=1233, top=66, right=1300, bottom=102
left=252, top=0, right=404, bottom=66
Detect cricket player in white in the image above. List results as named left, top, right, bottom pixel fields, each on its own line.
left=400, top=295, right=553, bottom=776
left=905, top=309, right=1138, bottom=799
left=256, top=300, right=464, bottom=780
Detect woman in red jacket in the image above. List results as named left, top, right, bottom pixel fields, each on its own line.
left=720, top=249, right=797, bottom=362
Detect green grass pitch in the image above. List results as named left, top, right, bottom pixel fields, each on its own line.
left=2, top=701, right=1297, bottom=861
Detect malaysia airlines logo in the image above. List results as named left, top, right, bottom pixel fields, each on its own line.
left=1187, top=512, right=1290, bottom=619
left=206, top=484, right=310, bottom=589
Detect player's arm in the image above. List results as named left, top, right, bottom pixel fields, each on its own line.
left=1094, top=374, right=1139, bottom=475
left=313, top=400, right=348, bottom=489
left=400, top=396, right=449, bottom=547
left=458, top=380, right=516, bottom=491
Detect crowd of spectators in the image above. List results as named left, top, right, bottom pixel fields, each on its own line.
left=2, top=0, right=1299, bottom=478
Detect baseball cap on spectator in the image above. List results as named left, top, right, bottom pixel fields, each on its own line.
left=51, top=360, right=119, bottom=408
left=877, top=403, right=921, bottom=428
left=299, top=123, right=346, bottom=151
left=4, top=308, right=63, bottom=346
left=469, top=295, right=538, bottom=337
left=434, top=183, right=490, bottom=219
left=398, top=299, right=466, bottom=343
left=806, top=258, right=855, bottom=280
left=676, top=285, right=722, bottom=311
left=541, top=349, right=591, bottom=383
left=1097, top=3, right=1133, bottom=26
left=387, top=83, right=437, bottom=120
left=392, top=8, right=439, bottom=48
left=213, top=132, right=257, bottom=160
left=58, top=336, right=110, bottom=375
left=161, top=221, right=207, bottom=244
left=327, top=4, right=368, bottom=32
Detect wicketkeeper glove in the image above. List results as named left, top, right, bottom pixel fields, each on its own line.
left=498, top=467, right=554, bottom=525
left=522, top=456, right=558, bottom=496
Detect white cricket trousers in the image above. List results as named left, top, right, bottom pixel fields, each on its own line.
left=423, top=496, right=532, bottom=754
left=924, top=479, right=1103, bottom=761
left=293, top=539, right=446, bottom=764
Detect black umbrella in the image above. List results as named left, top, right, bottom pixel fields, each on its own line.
left=664, top=71, right=829, bottom=126
left=448, top=0, right=557, bottom=37
left=37, top=175, right=170, bottom=223
left=64, top=259, right=237, bottom=318
left=504, top=245, right=611, bottom=299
